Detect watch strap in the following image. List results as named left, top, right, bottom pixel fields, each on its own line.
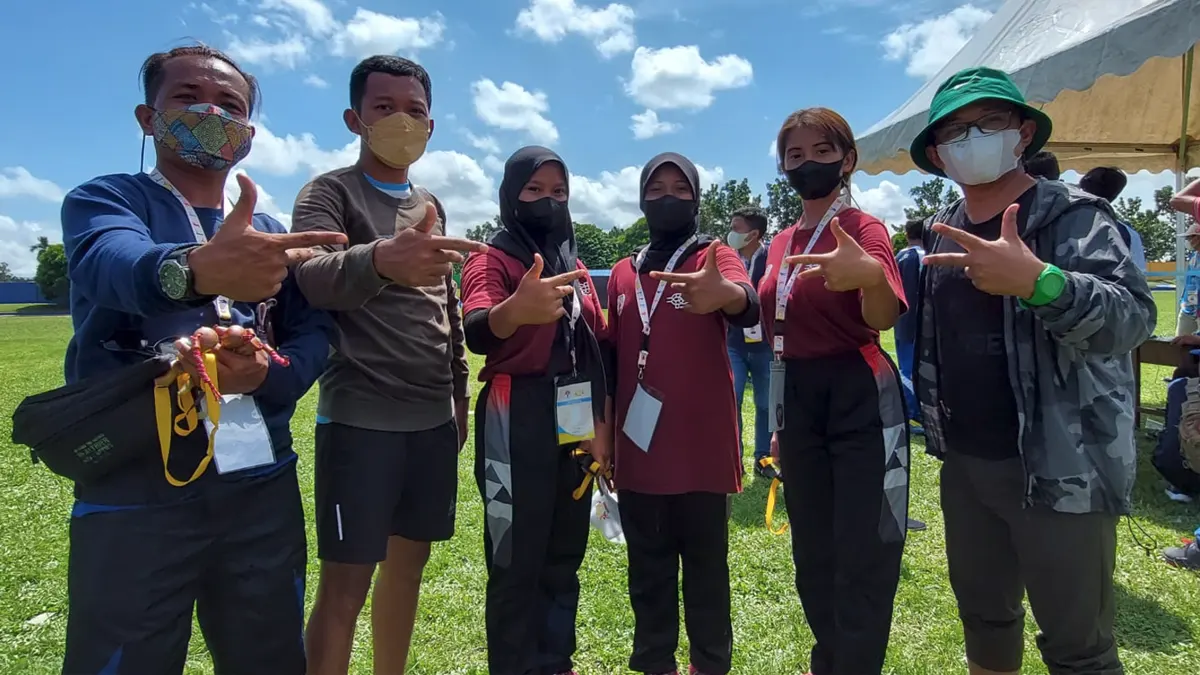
left=1021, top=263, right=1067, bottom=307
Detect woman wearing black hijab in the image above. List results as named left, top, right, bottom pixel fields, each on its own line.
left=460, top=146, right=611, bottom=675
left=606, top=152, right=760, bottom=675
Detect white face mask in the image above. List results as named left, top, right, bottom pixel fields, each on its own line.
left=727, top=230, right=755, bottom=250
left=936, top=127, right=1024, bottom=186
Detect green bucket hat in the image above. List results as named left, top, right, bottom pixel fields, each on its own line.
left=909, top=66, right=1053, bottom=176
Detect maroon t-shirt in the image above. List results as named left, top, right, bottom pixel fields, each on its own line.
left=608, top=242, right=748, bottom=495
left=461, top=248, right=608, bottom=381
left=759, top=207, right=908, bottom=360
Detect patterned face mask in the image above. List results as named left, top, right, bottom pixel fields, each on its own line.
left=152, top=103, right=253, bottom=171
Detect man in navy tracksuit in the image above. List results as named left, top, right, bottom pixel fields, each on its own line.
left=895, top=218, right=928, bottom=532
left=58, top=45, right=341, bottom=674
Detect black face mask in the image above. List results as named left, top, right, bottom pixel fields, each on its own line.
left=784, top=159, right=845, bottom=200
left=643, top=195, right=695, bottom=236
left=515, top=197, right=570, bottom=235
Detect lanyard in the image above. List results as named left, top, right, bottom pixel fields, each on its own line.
left=564, top=279, right=583, bottom=373
left=772, top=196, right=845, bottom=358
left=147, top=169, right=232, bottom=324
left=633, top=235, right=697, bottom=380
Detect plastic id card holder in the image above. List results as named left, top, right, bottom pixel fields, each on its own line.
left=743, top=323, right=763, bottom=343
left=768, top=360, right=786, bottom=432
left=556, top=378, right=596, bottom=445
left=622, top=383, right=664, bottom=453
left=208, top=394, right=276, bottom=474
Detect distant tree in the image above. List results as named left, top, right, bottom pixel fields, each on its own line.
left=891, top=230, right=907, bottom=256
left=466, top=216, right=502, bottom=243
left=0, top=261, right=16, bottom=282
left=574, top=222, right=617, bottom=270
left=609, top=217, right=650, bottom=260
left=764, top=176, right=804, bottom=233
left=1115, top=190, right=1178, bottom=263
left=904, top=177, right=959, bottom=221
left=698, top=178, right=761, bottom=238
left=33, top=242, right=69, bottom=305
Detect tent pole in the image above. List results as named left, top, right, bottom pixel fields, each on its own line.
left=1176, top=46, right=1194, bottom=310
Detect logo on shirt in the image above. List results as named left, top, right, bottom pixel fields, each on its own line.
left=579, top=280, right=592, bottom=296
left=616, top=294, right=626, bottom=315
left=666, top=292, right=690, bottom=310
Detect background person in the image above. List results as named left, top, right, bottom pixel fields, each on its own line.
left=911, top=66, right=1154, bottom=675
left=460, top=146, right=611, bottom=675
left=608, top=153, right=759, bottom=675
left=1079, top=167, right=1146, bottom=271
left=761, top=107, right=910, bottom=675
left=1023, top=149, right=1060, bottom=181
left=1170, top=179, right=1200, bottom=336
left=58, top=45, right=339, bottom=674
left=725, top=205, right=776, bottom=477
left=290, top=55, right=483, bottom=675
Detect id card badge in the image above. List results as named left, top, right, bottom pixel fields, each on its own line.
left=1188, top=290, right=1198, bottom=307
left=556, top=378, right=595, bottom=445
left=769, top=360, right=786, bottom=432
left=743, top=323, right=763, bottom=343
left=207, top=395, right=276, bottom=474
left=622, top=383, right=664, bottom=453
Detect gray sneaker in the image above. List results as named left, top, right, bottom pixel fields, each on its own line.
left=1163, top=539, right=1200, bottom=570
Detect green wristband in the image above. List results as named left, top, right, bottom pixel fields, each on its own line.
left=1021, top=264, right=1067, bottom=307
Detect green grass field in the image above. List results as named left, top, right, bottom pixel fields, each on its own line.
left=0, top=295, right=1197, bottom=674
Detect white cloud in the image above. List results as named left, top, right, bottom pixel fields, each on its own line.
left=303, top=74, right=328, bottom=89
left=482, top=155, right=506, bottom=175
left=0, top=215, right=56, bottom=278
left=882, top=4, right=993, bottom=79
left=515, top=0, right=636, bottom=59
left=465, top=132, right=501, bottom=155
left=625, top=45, right=753, bottom=111
left=851, top=179, right=912, bottom=228
left=630, top=109, right=680, bottom=140
left=226, top=35, right=309, bottom=69
left=260, top=0, right=338, bottom=35
left=0, top=167, right=65, bottom=203
left=471, top=79, right=560, bottom=145
left=570, top=163, right=725, bottom=229
left=768, top=140, right=777, bottom=158
left=330, top=8, right=446, bottom=59
left=224, top=169, right=292, bottom=230
left=241, top=124, right=360, bottom=177
left=409, top=151, right=499, bottom=234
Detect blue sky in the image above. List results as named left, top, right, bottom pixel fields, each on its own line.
left=0, top=0, right=1181, bottom=276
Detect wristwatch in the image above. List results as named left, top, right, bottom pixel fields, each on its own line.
left=1022, top=263, right=1068, bottom=307
left=158, top=246, right=201, bottom=301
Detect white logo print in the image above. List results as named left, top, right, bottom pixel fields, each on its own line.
left=579, top=280, right=592, bottom=295
left=616, top=294, right=626, bottom=315
left=666, top=293, right=690, bottom=310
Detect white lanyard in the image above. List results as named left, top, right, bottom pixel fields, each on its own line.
left=633, top=236, right=697, bottom=379
left=147, top=169, right=232, bottom=323
left=772, top=196, right=845, bottom=357
left=565, top=279, right=582, bottom=372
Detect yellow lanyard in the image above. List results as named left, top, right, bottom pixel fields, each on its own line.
left=153, top=353, right=221, bottom=487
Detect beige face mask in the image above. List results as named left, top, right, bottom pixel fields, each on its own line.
left=361, top=112, right=430, bottom=169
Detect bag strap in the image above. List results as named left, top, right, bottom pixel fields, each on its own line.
left=153, top=353, right=220, bottom=487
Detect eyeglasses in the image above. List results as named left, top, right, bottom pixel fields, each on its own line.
left=932, top=110, right=1017, bottom=145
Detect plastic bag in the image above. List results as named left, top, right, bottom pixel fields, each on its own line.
left=590, top=480, right=625, bottom=544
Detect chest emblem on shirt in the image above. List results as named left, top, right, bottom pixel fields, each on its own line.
left=666, top=292, right=690, bottom=310
left=616, top=294, right=626, bottom=315
left=579, top=280, right=592, bottom=296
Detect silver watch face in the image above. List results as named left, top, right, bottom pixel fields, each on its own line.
left=159, top=259, right=189, bottom=300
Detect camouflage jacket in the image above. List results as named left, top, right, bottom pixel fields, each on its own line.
left=916, top=181, right=1156, bottom=515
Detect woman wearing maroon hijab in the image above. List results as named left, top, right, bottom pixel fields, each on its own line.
left=607, top=152, right=759, bottom=675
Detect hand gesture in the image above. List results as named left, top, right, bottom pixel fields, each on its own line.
left=784, top=218, right=885, bottom=292
left=923, top=203, right=1046, bottom=298
left=506, top=254, right=587, bottom=326
left=648, top=243, right=743, bottom=314
left=173, top=329, right=268, bottom=396
left=373, top=203, right=488, bottom=287
left=190, top=174, right=349, bottom=302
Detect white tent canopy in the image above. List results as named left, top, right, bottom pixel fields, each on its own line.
left=856, top=0, right=1200, bottom=177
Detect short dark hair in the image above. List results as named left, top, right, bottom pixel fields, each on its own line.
left=731, top=206, right=769, bottom=236
left=1079, top=167, right=1128, bottom=202
left=904, top=218, right=925, bottom=242
left=140, top=44, right=260, bottom=115
left=350, top=56, right=432, bottom=112
left=1024, top=150, right=1060, bottom=180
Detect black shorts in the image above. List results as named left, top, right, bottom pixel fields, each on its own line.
left=63, top=463, right=307, bottom=675
left=314, top=419, right=459, bottom=564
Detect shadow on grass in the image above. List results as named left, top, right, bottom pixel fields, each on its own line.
left=1127, top=438, right=1200, bottom=534
left=0, top=304, right=67, bottom=316
left=1114, top=583, right=1197, bottom=653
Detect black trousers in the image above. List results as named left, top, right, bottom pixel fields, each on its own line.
left=63, top=463, right=307, bottom=675
left=777, top=348, right=909, bottom=675
left=475, top=375, right=592, bottom=675
left=621, top=490, right=732, bottom=675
